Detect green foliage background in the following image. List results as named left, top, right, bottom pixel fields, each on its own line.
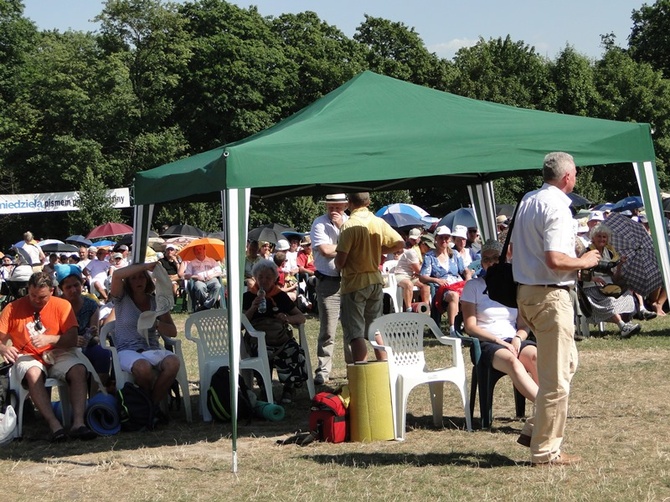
left=1, top=0, right=670, bottom=246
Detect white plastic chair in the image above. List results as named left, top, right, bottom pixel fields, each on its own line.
left=184, top=309, right=273, bottom=421
left=100, top=321, right=192, bottom=422
left=8, top=348, right=106, bottom=438
left=368, top=312, right=472, bottom=440
left=381, top=260, right=402, bottom=313
left=9, top=366, right=70, bottom=439
left=296, top=324, right=315, bottom=400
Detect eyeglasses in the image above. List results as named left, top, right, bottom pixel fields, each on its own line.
left=33, top=312, right=43, bottom=331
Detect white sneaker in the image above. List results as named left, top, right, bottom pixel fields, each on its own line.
left=620, top=322, right=641, bottom=339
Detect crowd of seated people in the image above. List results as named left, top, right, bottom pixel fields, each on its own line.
left=3, top=201, right=670, bottom=441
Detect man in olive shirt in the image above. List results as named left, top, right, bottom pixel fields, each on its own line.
left=335, top=193, right=404, bottom=362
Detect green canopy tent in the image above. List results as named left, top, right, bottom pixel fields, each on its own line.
left=132, top=71, right=668, bottom=472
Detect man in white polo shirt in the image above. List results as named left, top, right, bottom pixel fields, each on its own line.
left=512, top=152, right=600, bottom=467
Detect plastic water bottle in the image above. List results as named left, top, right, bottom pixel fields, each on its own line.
left=258, top=287, right=267, bottom=313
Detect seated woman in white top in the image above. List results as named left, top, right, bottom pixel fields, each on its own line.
left=460, top=239, right=538, bottom=403
left=394, top=237, right=432, bottom=311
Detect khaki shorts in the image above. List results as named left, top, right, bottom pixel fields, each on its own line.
left=395, top=273, right=420, bottom=285
left=16, top=349, right=84, bottom=387
left=341, top=283, right=383, bottom=344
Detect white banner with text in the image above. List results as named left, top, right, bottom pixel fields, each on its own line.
left=0, top=188, right=131, bottom=214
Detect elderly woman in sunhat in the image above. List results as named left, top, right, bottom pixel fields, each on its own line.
left=419, top=225, right=472, bottom=335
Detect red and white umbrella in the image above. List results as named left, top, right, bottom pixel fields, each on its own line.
left=87, top=222, right=133, bottom=239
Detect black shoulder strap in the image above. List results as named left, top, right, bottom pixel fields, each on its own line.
left=500, top=196, right=523, bottom=265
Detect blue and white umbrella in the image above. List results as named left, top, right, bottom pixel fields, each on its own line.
left=437, top=207, right=478, bottom=230
left=65, top=235, right=93, bottom=247
left=379, top=212, right=424, bottom=229
left=611, top=196, right=643, bottom=213
left=376, top=203, right=429, bottom=220
left=593, top=202, right=616, bottom=212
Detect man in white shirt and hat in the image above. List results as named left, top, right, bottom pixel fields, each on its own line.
left=310, top=193, right=351, bottom=384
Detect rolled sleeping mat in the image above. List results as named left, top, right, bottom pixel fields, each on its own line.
left=347, top=361, right=394, bottom=442
left=85, top=393, right=121, bottom=436
left=411, top=302, right=430, bottom=314
left=52, top=401, right=65, bottom=423
left=253, top=400, right=285, bottom=422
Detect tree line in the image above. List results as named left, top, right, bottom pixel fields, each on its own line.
left=1, top=0, right=670, bottom=247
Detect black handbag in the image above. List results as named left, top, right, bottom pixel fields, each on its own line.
left=485, top=201, right=521, bottom=309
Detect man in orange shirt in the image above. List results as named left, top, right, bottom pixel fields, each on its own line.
left=0, top=272, right=96, bottom=441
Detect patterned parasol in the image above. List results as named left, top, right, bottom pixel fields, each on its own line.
left=605, top=212, right=662, bottom=297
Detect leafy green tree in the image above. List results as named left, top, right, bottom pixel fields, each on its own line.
left=354, top=15, right=454, bottom=89
left=593, top=45, right=670, bottom=193
left=249, top=196, right=321, bottom=232
left=95, top=0, right=192, bottom=182
left=154, top=201, right=223, bottom=234
left=175, top=0, right=296, bottom=151
left=96, top=0, right=192, bottom=127
left=0, top=0, right=37, bottom=98
left=550, top=46, right=599, bottom=116
left=451, top=36, right=555, bottom=110
left=68, top=168, right=123, bottom=235
left=271, top=11, right=366, bottom=110
left=629, top=0, right=670, bottom=77
left=1, top=30, right=128, bottom=194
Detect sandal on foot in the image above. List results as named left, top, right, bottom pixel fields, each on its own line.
left=49, top=428, right=67, bottom=443
left=69, top=426, right=97, bottom=440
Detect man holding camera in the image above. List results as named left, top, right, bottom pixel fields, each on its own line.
left=512, top=152, right=600, bottom=467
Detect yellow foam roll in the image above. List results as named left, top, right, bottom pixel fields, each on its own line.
left=347, top=361, right=394, bottom=442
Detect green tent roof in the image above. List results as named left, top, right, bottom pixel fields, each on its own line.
left=134, top=71, right=655, bottom=205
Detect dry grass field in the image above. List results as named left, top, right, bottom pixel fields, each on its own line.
left=3, top=312, right=670, bottom=501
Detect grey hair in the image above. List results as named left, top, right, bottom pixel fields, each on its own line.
left=543, top=152, right=575, bottom=182
left=481, top=238, right=503, bottom=255
left=23, top=231, right=34, bottom=242
left=589, top=223, right=612, bottom=240
left=252, top=258, right=278, bottom=279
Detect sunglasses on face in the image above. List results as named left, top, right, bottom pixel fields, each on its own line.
left=33, top=312, right=43, bottom=331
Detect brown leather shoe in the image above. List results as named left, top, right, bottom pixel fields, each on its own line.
left=517, top=433, right=531, bottom=447
left=532, top=452, right=582, bottom=467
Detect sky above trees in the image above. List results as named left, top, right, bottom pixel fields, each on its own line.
left=23, top=0, right=643, bottom=59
